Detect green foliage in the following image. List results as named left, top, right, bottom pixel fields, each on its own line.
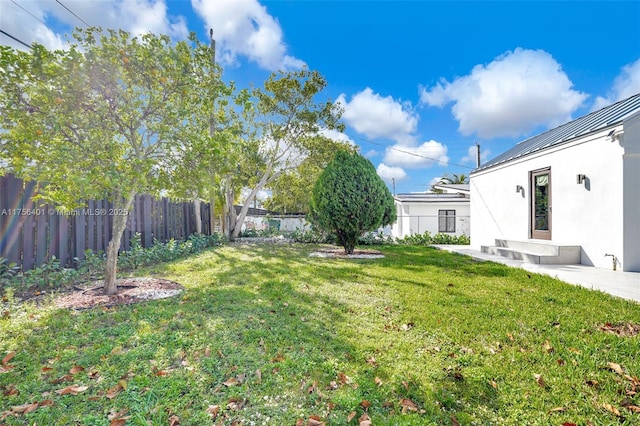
left=395, top=231, right=471, bottom=246
left=290, top=228, right=337, bottom=244
left=0, top=28, right=228, bottom=293
left=0, top=234, right=225, bottom=292
left=309, top=151, right=396, bottom=254
left=263, top=136, right=356, bottom=214
left=225, top=69, right=345, bottom=239
left=0, top=256, right=80, bottom=291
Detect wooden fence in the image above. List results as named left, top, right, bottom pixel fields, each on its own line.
left=0, top=173, right=211, bottom=271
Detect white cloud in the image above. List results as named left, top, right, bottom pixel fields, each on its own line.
left=191, top=0, right=304, bottom=71
left=364, top=149, right=378, bottom=158
left=419, top=48, right=588, bottom=139
left=461, top=145, right=491, bottom=165
left=383, top=140, right=449, bottom=169
left=0, top=0, right=188, bottom=51
left=376, top=163, right=407, bottom=182
left=336, top=88, right=418, bottom=144
left=319, top=129, right=355, bottom=146
left=592, top=58, right=640, bottom=111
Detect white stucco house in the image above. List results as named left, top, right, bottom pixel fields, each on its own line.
left=391, top=184, right=470, bottom=238
left=470, top=93, right=640, bottom=272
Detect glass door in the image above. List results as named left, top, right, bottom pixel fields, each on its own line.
left=530, top=168, right=551, bottom=240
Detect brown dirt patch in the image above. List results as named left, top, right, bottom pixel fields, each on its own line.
left=600, top=322, right=640, bottom=337
left=53, top=277, right=184, bottom=310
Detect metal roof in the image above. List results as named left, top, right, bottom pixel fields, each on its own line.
left=473, top=93, right=640, bottom=173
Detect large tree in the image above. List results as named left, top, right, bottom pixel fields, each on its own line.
left=223, top=69, right=344, bottom=240
left=309, top=151, right=396, bottom=254
left=0, top=28, right=225, bottom=295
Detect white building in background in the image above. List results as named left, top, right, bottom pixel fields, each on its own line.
left=470, top=93, right=640, bottom=272
left=390, top=184, right=470, bottom=239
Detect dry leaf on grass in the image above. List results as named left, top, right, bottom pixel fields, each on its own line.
left=55, top=384, right=88, bottom=395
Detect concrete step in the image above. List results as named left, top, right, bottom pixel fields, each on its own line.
left=481, top=240, right=581, bottom=265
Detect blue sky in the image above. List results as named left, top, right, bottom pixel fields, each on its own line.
left=2, top=0, right=639, bottom=195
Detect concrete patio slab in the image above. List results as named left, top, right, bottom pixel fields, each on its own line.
left=432, top=245, right=640, bottom=303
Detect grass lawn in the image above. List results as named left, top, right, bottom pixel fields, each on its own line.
left=1, top=243, right=639, bottom=425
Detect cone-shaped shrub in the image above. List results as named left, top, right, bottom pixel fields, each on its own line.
left=309, top=151, right=396, bottom=254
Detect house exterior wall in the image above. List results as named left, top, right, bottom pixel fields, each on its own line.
left=471, top=126, right=630, bottom=270
left=391, top=200, right=470, bottom=238
left=622, top=112, right=640, bottom=271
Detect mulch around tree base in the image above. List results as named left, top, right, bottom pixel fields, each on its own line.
left=309, top=247, right=385, bottom=259
left=54, top=277, right=184, bottom=310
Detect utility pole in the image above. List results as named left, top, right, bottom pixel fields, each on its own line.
left=392, top=178, right=396, bottom=196
left=475, top=142, right=481, bottom=168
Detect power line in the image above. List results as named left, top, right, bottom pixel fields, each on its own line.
left=358, top=137, right=475, bottom=170
left=9, top=0, right=47, bottom=26
left=56, top=0, right=90, bottom=27
left=0, top=29, right=31, bottom=48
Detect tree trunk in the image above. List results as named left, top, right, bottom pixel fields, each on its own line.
left=103, top=193, right=136, bottom=295
left=193, top=198, right=202, bottom=234
left=230, top=170, right=272, bottom=240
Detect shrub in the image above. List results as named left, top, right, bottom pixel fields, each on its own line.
left=309, top=151, right=396, bottom=254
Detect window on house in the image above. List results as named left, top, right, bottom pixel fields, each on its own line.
left=438, top=210, right=456, bottom=233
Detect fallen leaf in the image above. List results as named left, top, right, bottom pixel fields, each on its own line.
left=2, top=384, right=18, bottom=396
left=489, top=380, right=498, bottom=390
left=153, top=369, right=168, bottom=376
left=548, top=407, right=566, bottom=413
left=307, top=415, right=325, bottom=426
left=400, top=398, right=418, bottom=413
left=50, top=374, right=73, bottom=384
left=39, top=399, right=54, bottom=407
left=451, top=416, right=460, bottom=426
left=271, top=353, right=285, bottom=363
left=557, top=359, right=566, bottom=366
left=366, top=357, right=377, bottom=366
left=359, top=413, right=372, bottom=426
left=542, top=340, right=554, bottom=353
left=585, top=379, right=599, bottom=388
left=11, top=402, right=39, bottom=415
left=347, top=411, right=357, bottom=422
left=255, top=369, right=262, bottom=384
left=607, top=362, right=624, bottom=375
left=295, top=419, right=304, bottom=426
left=360, top=400, right=371, bottom=410
left=55, top=384, right=88, bottom=395
left=41, top=366, right=54, bottom=373
left=568, top=347, right=581, bottom=354
left=206, top=405, right=220, bottom=419
left=110, top=346, right=124, bottom=355
left=534, top=374, right=546, bottom=388
left=70, top=365, right=85, bottom=375
left=223, top=377, right=238, bottom=387
left=106, top=384, right=123, bottom=399
left=562, top=422, right=577, bottom=426
left=0, top=365, right=15, bottom=374
left=603, top=402, right=621, bottom=416
left=625, top=405, right=640, bottom=413
left=204, top=347, right=211, bottom=357
left=168, top=414, right=180, bottom=425
left=337, top=372, right=349, bottom=384
left=375, top=376, right=383, bottom=387
left=108, top=409, right=130, bottom=426
left=2, top=351, right=16, bottom=365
